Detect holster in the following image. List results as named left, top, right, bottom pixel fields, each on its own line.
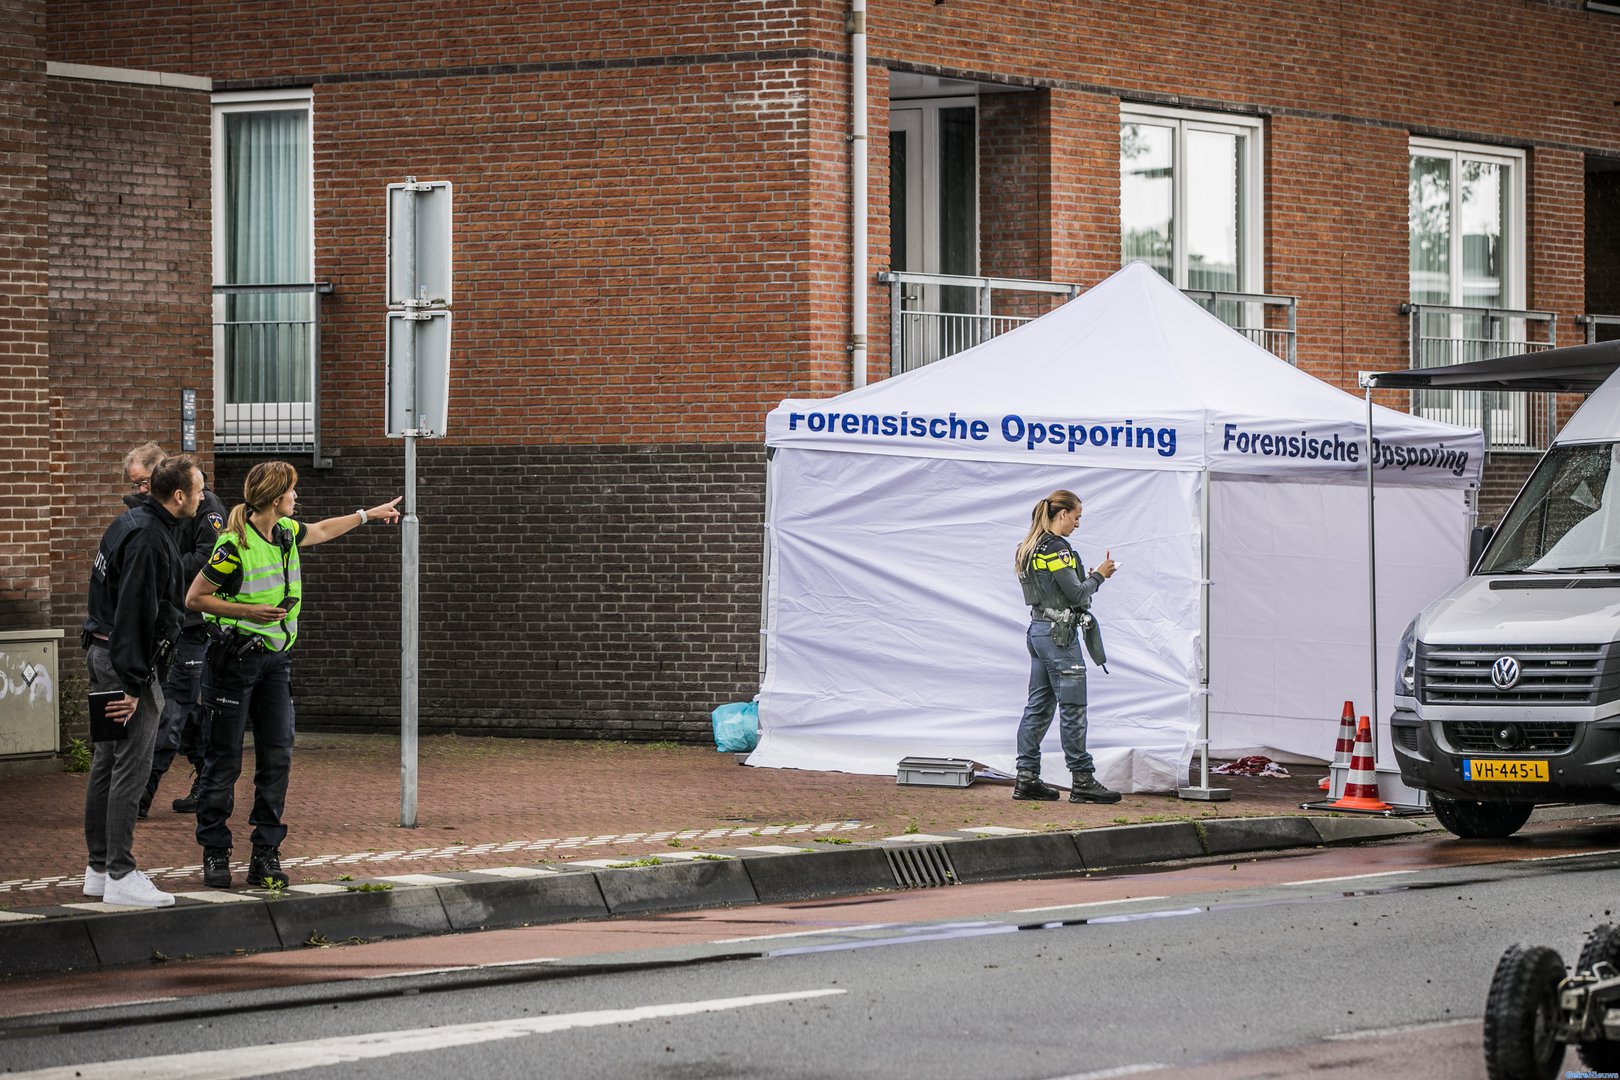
left=1042, top=607, right=1079, bottom=649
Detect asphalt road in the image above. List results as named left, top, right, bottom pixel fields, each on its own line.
left=4, top=817, right=1619, bottom=1079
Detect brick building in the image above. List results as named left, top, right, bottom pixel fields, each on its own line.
left=5, top=0, right=1618, bottom=748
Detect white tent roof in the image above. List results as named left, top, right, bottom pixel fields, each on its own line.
left=766, top=262, right=1482, bottom=486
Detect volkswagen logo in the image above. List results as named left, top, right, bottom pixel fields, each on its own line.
left=1491, top=655, right=1522, bottom=691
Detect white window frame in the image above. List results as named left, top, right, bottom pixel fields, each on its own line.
left=211, top=89, right=315, bottom=447
left=1407, top=137, right=1526, bottom=311
left=1118, top=103, right=1264, bottom=293
left=1408, top=137, right=1529, bottom=444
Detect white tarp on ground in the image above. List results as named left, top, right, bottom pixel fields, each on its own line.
left=753, top=262, right=1484, bottom=791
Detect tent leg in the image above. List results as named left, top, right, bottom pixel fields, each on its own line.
left=1180, top=469, right=1230, bottom=802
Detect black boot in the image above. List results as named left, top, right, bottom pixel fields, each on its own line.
left=203, top=847, right=232, bottom=888
left=137, top=791, right=152, bottom=820
left=250, top=845, right=289, bottom=889
left=1013, top=769, right=1060, bottom=801
left=1069, top=772, right=1122, bottom=804
left=171, top=769, right=203, bottom=814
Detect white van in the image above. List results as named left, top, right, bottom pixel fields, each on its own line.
left=1391, top=365, right=1620, bottom=838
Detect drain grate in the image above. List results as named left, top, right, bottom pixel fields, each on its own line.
left=884, top=843, right=959, bottom=888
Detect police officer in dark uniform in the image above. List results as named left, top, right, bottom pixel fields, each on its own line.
left=122, top=443, right=227, bottom=818
left=1012, top=488, right=1121, bottom=804
left=82, top=454, right=204, bottom=907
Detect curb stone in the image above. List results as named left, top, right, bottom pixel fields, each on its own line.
left=0, top=815, right=1432, bottom=978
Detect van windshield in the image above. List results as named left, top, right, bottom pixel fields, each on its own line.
left=1478, top=442, right=1620, bottom=573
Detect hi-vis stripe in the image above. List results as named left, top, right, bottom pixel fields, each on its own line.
left=1032, top=550, right=1076, bottom=572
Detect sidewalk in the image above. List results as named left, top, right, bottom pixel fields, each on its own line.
left=0, top=734, right=1422, bottom=978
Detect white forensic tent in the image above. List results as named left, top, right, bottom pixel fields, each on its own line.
left=753, top=262, right=1485, bottom=792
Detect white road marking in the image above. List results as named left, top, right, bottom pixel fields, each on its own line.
left=1043, top=1064, right=1171, bottom=1079
left=1013, top=897, right=1168, bottom=914
left=713, top=922, right=897, bottom=944
left=1523, top=847, right=1620, bottom=862
left=1324, top=1017, right=1476, bottom=1040
left=171, top=891, right=259, bottom=904
left=0, top=821, right=877, bottom=894
left=4, top=989, right=847, bottom=1079
left=1282, top=870, right=1416, bottom=887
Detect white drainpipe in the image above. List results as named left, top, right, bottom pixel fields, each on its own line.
left=849, top=0, right=869, bottom=389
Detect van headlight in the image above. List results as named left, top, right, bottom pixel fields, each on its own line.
left=1393, top=619, right=1417, bottom=699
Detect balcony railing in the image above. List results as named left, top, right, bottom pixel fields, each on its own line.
left=213, top=282, right=332, bottom=464
left=1580, top=313, right=1620, bottom=344
left=878, top=270, right=1297, bottom=375
left=1401, top=302, right=1558, bottom=452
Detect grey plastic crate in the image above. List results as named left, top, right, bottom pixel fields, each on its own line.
left=896, top=756, right=975, bottom=787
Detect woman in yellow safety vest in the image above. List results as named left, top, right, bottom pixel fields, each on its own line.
left=185, top=460, right=401, bottom=890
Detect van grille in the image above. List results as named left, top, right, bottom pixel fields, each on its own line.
left=1441, top=721, right=1579, bottom=754
left=1417, top=643, right=1620, bottom=706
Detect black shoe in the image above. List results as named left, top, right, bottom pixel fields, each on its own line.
left=1012, top=770, right=1060, bottom=801
left=172, top=771, right=203, bottom=814
left=249, top=845, right=289, bottom=889
left=1069, top=772, right=1122, bottom=804
left=203, top=847, right=232, bottom=888
left=137, top=794, right=151, bottom=820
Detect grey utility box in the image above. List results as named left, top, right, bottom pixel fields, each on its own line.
left=0, top=629, right=64, bottom=760
left=896, top=756, right=975, bottom=788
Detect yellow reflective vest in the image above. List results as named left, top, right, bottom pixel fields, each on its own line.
left=203, top=518, right=303, bottom=651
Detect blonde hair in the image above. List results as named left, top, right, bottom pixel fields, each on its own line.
left=228, top=460, right=299, bottom=540
left=1015, top=489, right=1080, bottom=572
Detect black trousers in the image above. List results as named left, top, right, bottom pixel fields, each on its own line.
left=195, top=646, right=294, bottom=852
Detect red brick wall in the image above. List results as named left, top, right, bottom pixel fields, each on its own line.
left=35, top=0, right=1620, bottom=735
left=0, top=1, right=52, bottom=630
left=46, top=71, right=213, bottom=635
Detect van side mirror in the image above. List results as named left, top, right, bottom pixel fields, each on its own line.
left=1469, top=524, right=1495, bottom=571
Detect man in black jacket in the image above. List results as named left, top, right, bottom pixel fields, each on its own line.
left=82, top=454, right=204, bottom=908
left=122, top=444, right=227, bottom=817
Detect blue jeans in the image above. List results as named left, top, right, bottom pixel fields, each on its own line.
left=196, top=647, right=295, bottom=852
left=1015, top=620, right=1093, bottom=776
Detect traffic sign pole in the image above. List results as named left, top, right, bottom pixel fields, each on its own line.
left=385, top=177, right=452, bottom=829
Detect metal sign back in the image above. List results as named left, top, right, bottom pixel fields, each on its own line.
left=386, top=180, right=453, bottom=308
left=385, top=310, right=452, bottom=437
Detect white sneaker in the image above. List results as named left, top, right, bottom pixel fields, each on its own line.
left=103, top=869, right=174, bottom=908
left=83, top=865, right=106, bottom=898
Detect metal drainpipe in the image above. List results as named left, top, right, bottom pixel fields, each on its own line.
left=849, top=0, right=868, bottom=389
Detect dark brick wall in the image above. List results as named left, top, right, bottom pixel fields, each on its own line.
left=0, top=1, right=52, bottom=630
left=214, top=444, right=765, bottom=739
left=1479, top=452, right=1540, bottom=528
left=45, top=71, right=212, bottom=635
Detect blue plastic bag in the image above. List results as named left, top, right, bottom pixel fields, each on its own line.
left=711, top=700, right=759, bottom=753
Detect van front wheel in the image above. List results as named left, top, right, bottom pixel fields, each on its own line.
left=1431, top=796, right=1534, bottom=839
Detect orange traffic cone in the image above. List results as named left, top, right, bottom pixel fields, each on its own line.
left=1320, top=700, right=1357, bottom=790
left=1331, top=716, right=1391, bottom=812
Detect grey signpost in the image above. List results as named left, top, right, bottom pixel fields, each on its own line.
left=385, top=177, right=452, bottom=827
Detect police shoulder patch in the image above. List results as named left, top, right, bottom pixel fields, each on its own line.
left=206, top=512, right=224, bottom=531
left=209, top=545, right=236, bottom=567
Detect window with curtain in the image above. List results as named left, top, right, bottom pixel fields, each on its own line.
left=213, top=92, right=314, bottom=447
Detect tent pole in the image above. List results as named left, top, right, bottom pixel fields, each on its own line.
left=1180, top=469, right=1230, bottom=801
left=1363, top=379, right=1380, bottom=760
left=758, top=449, right=777, bottom=690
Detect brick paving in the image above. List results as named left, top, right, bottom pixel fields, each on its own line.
left=0, top=734, right=1327, bottom=908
